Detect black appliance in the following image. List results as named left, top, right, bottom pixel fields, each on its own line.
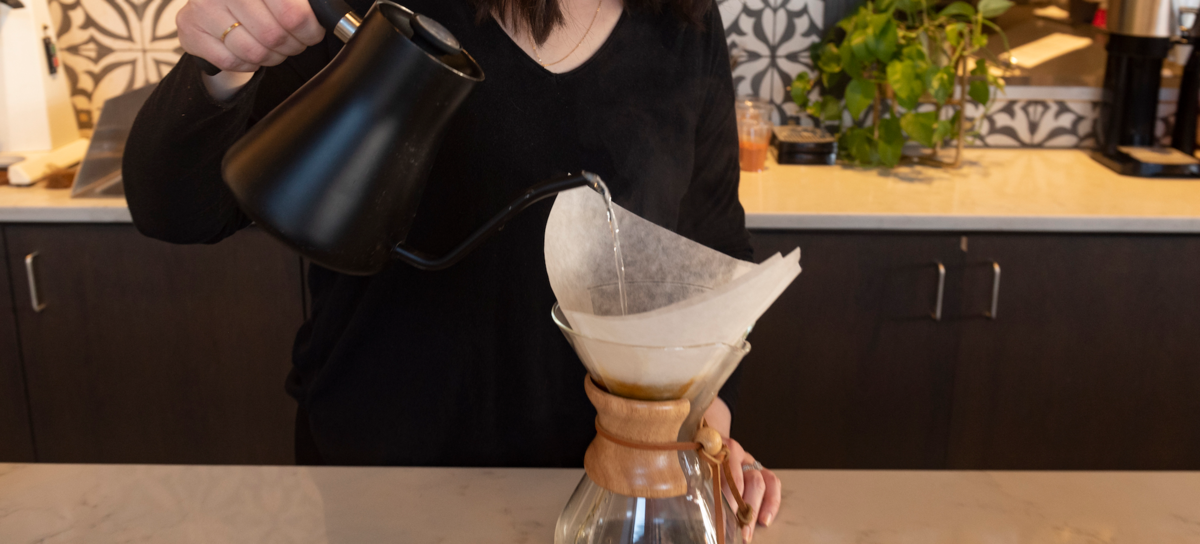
left=1093, top=0, right=1200, bottom=177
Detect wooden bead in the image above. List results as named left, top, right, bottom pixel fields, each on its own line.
left=695, top=427, right=724, bottom=456
left=737, top=503, right=755, bottom=526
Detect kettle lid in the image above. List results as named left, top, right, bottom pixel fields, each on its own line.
left=412, top=14, right=462, bottom=54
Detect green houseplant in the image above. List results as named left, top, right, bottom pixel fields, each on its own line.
left=791, top=0, right=1012, bottom=168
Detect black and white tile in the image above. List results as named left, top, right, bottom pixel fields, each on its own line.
left=719, top=0, right=824, bottom=122
left=974, top=96, right=1176, bottom=148
left=48, top=0, right=184, bottom=128
left=974, top=99, right=1098, bottom=148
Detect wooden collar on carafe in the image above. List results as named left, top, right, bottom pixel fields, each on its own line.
left=587, top=376, right=754, bottom=544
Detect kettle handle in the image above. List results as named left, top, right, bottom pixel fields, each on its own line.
left=195, top=0, right=360, bottom=76
left=310, top=0, right=356, bottom=32
left=392, top=172, right=603, bottom=271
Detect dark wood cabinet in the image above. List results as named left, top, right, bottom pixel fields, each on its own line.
left=947, top=234, right=1200, bottom=470
left=737, top=232, right=965, bottom=469
left=4, top=225, right=304, bottom=464
left=737, top=230, right=1200, bottom=471
left=3, top=223, right=1196, bottom=469
left=0, top=232, right=35, bottom=462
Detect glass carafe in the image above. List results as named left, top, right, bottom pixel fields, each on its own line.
left=552, top=305, right=750, bottom=544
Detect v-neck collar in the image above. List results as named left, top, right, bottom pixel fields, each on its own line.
left=488, top=8, right=628, bottom=78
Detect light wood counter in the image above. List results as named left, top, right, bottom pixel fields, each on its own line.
left=6, top=149, right=1200, bottom=232
left=2, top=464, right=1199, bottom=543
left=0, top=182, right=130, bottom=222
left=740, top=149, right=1200, bottom=233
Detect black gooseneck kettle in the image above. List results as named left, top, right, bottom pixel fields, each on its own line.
left=206, top=0, right=600, bottom=275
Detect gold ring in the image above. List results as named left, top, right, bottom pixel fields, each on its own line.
left=220, top=21, right=242, bottom=43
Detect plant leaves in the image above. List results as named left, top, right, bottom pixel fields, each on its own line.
left=856, top=5, right=873, bottom=28
left=930, top=66, right=955, bottom=105
left=946, top=23, right=965, bottom=48
left=972, top=32, right=988, bottom=49
left=823, top=69, right=845, bottom=89
left=818, top=42, right=843, bottom=73
left=969, top=77, right=990, bottom=104
left=978, top=0, right=1014, bottom=18
left=850, top=29, right=874, bottom=64
left=875, top=19, right=899, bottom=63
left=877, top=0, right=897, bottom=13
left=912, top=58, right=930, bottom=82
left=900, top=110, right=939, bottom=147
left=842, top=40, right=864, bottom=79
left=933, top=114, right=956, bottom=143
left=922, top=61, right=938, bottom=89
left=939, top=1, right=976, bottom=18
left=838, top=129, right=861, bottom=161
left=867, top=12, right=888, bottom=37
left=840, top=127, right=878, bottom=165
left=821, top=95, right=842, bottom=121
left=886, top=59, right=924, bottom=110
left=971, top=58, right=989, bottom=77
left=895, top=0, right=925, bottom=13
left=877, top=117, right=905, bottom=167
left=845, top=77, right=876, bottom=120
left=865, top=13, right=894, bottom=59
left=969, top=58, right=990, bottom=104
left=791, top=72, right=813, bottom=109
left=902, top=43, right=927, bottom=62
left=838, top=6, right=864, bottom=33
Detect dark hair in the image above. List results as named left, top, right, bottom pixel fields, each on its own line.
left=472, top=0, right=711, bottom=44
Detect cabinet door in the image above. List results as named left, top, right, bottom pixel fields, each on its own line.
left=0, top=231, right=35, bottom=461
left=736, top=232, right=964, bottom=469
left=948, top=234, right=1200, bottom=469
left=6, top=225, right=304, bottom=464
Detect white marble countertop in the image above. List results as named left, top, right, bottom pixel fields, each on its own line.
left=5, top=149, right=1200, bottom=232
left=740, top=148, right=1200, bottom=232
left=1, top=464, right=1198, bottom=543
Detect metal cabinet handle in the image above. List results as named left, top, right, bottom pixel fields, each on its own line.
left=932, top=261, right=945, bottom=321
left=984, top=261, right=1000, bottom=319
left=24, top=252, right=46, bottom=313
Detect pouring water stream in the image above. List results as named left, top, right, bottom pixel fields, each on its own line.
left=588, top=177, right=628, bottom=316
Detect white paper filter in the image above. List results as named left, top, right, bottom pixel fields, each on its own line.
left=545, top=187, right=801, bottom=396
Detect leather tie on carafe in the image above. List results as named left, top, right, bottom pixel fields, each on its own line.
left=593, top=419, right=755, bottom=544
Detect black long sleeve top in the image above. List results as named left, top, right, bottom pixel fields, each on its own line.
left=123, top=0, right=751, bottom=466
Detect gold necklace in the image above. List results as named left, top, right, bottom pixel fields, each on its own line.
left=532, top=0, right=604, bottom=68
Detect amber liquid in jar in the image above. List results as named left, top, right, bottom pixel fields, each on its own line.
left=739, top=141, right=769, bottom=172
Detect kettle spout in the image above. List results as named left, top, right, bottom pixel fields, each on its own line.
left=392, top=172, right=602, bottom=271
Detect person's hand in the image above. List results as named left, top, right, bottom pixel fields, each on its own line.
left=176, top=0, right=326, bottom=74
left=703, top=399, right=782, bottom=543
left=724, top=437, right=781, bottom=543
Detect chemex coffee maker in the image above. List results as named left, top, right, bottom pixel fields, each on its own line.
left=194, top=0, right=603, bottom=275
left=1093, top=0, right=1200, bottom=177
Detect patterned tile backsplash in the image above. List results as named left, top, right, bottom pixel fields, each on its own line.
left=48, top=0, right=184, bottom=127
left=45, top=0, right=1168, bottom=148
left=719, top=0, right=822, bottom=122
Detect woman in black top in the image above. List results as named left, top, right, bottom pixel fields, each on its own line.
left=123, top=0, right=782, bottom=536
